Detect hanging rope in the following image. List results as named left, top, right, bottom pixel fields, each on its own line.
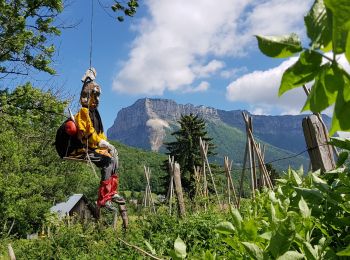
left=89, top=0, right=94, bottom=68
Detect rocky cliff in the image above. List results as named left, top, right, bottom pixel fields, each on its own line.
left=107, top=98, right=220, bottom=151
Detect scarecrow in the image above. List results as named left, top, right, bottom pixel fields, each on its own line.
left=72, top=68, right=125, bottom=210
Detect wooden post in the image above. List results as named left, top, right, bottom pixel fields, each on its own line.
left=200, top=138, right=222, bottom=209
left=173, top=162, right=186, bottom=217
left=249, top=117, right=257, bottom=190
left=8, top=244, right=16, bottom=260
left=168, top=156, right=176, bottom=215
left=224, top=156, right=238, bottom=208
left=242, top=113, right=273, bottom=189
left=302, top=115, right=336, bottom=172
left=143, top=166, right=156, bottom=213
left=193, top=166, right=203, bottom=197
left=247, top=139, right=255, bottom=198
left=237, top=140, right=249, bottom=208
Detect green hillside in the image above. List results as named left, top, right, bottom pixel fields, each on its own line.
left=160, top=120, right=309, bottom=172
left=206, top=121, right=309, bottom=171
left=112, top=140, right=167, bottom=194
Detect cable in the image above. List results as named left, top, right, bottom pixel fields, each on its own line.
left=89, top=0, right=94, bottom=69
left=97, top=0, right=117, bottom=20
left=234, top=143, right=331, bottom=172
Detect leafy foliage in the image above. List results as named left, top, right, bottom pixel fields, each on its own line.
left=256, top=0, right=350, bottom=135
left=111, top=0, right=139, bottom=22
left=215, top=165, right=350, bottom=258
left=0, top=0, right=63, bottom=76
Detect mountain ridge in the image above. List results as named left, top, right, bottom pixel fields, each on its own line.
left=107, top=98, right=331, bottom=170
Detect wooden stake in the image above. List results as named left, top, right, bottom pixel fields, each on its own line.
left=302, top=115, right=336, bottom=172
left=243, top=113, right=273, bottom=189
left=173, top=162, right=186, bottom=217
left=168, top=156, right=175, bottom=215
left=200, top=138, right=222, bottom=209
left=224, top=156, right=238, bottom=207
left=143, top=166, right=156, bottom=213
left=8, top=244, right=16, bottom=260
left=237, top=140, right=249, bottom=208
left=249, top=117, right=257, bottom=190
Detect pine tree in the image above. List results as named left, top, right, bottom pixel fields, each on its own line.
left=165, top=113, right=215, bottom=197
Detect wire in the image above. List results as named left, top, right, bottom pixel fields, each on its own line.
left=89, top=0, right=94, bottom=69
left=234, top=143, right=331, bottom=172
left=97, top=0, right=117, bottom=20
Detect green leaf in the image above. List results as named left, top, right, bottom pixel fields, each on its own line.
left=330, top=69, right=350, bottom=135
left=324, top=0, right=350, bottom=54
left=270, top=202, right=278, bottom=224
left=329, top=137, right=350, bottom=150
left=299, top=197, right=311, bottom=218
left=302, top=63, right=339, bottom=112
left=259, top=231, right=272, bottom=240
left=311, top=172, right=330, bottom=191
left=276, top=251, right=304, bottom=260
left=267, top=217, right=296, bottom=258
left=256, top=34, right=302, bottom=58
left=241, top=242, right=264, bottom=260
left=346, top=29, right=350, bottom=63
left=294, top=187, right=324, bottom=201
left=144, top=240, right=156, bottom=255
left=292, top=170, right=303, bottom=186
left=304, top=0, right=332, bottom=51
left=215, top=221, right=235, bottom=235
left=279, top=50, right=323, bottom=96
left=337, top=151, right=349, bottom=167
left=174, top=237, right=187, bottom=259
left=303, top=242, right=318, bottom=260
left=242, top=219, right=258, bottom=241
left=203, top=251, right=216, bottom=260
left=230, top=207, right=242, bottom=230
left=337, top=244, right=350, bottom=256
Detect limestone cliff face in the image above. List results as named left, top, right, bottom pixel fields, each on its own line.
left=107, top=98, right=331, bottom=154
left=107, top=98, right=220, bottom=151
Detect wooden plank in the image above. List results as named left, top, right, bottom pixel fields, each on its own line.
left=302, top=115, right=336, bottom=172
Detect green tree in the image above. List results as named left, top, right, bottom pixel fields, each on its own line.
left=165, top=113, right=215, bottom=197
left=256, top=0, right=350, bottom=135
left=0, top=0, right=63, bottom=76
left=0, top=84, right=97, bottom=237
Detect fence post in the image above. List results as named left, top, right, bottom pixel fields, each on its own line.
left=302, top=115, right=336, bottom=172
left=173, top=162, right=186, bottom=217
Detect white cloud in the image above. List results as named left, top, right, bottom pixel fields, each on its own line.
left=112, top=0, right=312, bottom=95
left=226, top=57, right=306, bottom=114
left=220, top=67, right=248, bottom=79
left=192, top=60, right=225, bottom=78
left=183, top=81, right=210, bottom=93
left=226, top=54, right=350, bottom=116
left=241, top=0, right=311, bottom=38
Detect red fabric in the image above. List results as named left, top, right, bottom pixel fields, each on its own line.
left=97, top=175, right=119, bottom=207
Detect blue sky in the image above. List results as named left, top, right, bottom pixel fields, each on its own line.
left=8, top=0, right=350, bottom=130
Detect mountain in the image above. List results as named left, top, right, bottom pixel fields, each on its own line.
left=107, top=98, right=331, bottom=171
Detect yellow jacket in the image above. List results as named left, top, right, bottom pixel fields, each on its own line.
left=74, top=107, right=107, bottom=149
